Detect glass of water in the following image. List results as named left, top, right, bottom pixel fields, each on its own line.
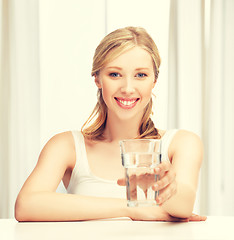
left=120, top=139, right=161, bottom=207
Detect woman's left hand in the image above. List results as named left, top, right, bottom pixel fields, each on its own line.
left=117, top=161, right=177, bottom=205
left=152, top=161, right=177, bottom=205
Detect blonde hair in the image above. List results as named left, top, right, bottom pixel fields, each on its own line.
left=81, top=26, right=161, bottom=140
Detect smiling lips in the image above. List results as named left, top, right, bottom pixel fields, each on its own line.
left=114, top=97, right=140, bottom=109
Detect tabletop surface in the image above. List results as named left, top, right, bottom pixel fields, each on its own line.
left=1, top=216, right=234, bottom=240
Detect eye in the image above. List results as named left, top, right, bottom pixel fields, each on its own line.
left=136, top=73, right=147, bottom=78
left=109, top=72, right=121, bottom=78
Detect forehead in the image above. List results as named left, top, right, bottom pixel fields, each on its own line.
left=104, top=46, right=154, bottom=70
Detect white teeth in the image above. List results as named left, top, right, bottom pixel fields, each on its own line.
left=118, top=99, right=137, bottom=106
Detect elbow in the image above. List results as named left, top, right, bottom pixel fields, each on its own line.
left=15, top=194, right=30, bottom=222
left=166, top=199, right=195, bottom=219
left=161, top=188, right=196, bottom=219
left=169, top=207, right=193, bottom=219
left=15, top=195, right=24, bottom=222
left=161, top=201, right=194, bottom=219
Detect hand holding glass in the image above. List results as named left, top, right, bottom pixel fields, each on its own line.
left=120, top=139, right=161, bottom=207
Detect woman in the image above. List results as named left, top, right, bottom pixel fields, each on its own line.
left=15, top=27, right=206, bottom=222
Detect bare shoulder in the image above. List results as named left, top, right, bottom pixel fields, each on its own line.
left=169, top=130, right=203, bottom=164
left=39, top=131, right=76, bottom=169
left=48, top=131, right=74, bottom=145
left=173, top=129, right=203, bottom=147
left=16, top=131, right=76, bottom=195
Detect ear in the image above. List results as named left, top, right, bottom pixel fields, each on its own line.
left=94, top=74, right=102, bottom=89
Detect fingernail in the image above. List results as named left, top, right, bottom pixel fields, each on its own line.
left=155, top=167, right=160, bottom=173
left=157, top=197, right=162, bottom=203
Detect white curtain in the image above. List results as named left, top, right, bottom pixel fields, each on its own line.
left=1, top=0, right=234, bottom=218
left=0, top=0, right=40, bottom=218
left=205, top=0, right=234, bottom=215
left=168, top=0, right=234, bottom=215
left=168, top=0, right=203, bottom=213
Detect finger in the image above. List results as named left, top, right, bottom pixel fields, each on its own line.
left=117, top=178, right=126, bottom=186
left=153, top=169, right=176, bottom=191
left=154, top=161, right=171, bottom=175
left=188, top=214, right=207, bottom=221
left=155, top=181, right=177, bottom=204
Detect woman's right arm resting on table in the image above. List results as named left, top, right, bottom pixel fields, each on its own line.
left=14, top=132, right=129, bottom=222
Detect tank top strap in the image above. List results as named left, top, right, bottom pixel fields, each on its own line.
left=160, top=129, right=179, bottom=162
left=70, top=130, right=90, bottom=176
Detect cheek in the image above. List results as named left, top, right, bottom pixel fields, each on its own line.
left=141, top=84, right=154, bottom=98
left=101, top=82, right=114, bottom=105
left=139, top=84, right=154, bottom=107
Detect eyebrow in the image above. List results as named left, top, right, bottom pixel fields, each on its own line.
left=106, top=67, right=150, bottom=71
left=135, top=68, right=150, bottom=71
left=106, top=66, right=122, bottom=70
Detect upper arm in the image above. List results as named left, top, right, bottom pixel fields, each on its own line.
left=169, top=130, right=203, bottom=191
left=18, top=131, right=76, bottom=195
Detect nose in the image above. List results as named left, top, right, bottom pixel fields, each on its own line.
left=120, top=78, right=135, bottom=95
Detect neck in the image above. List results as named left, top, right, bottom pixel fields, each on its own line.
left=103, top=112, right=143, bottom=142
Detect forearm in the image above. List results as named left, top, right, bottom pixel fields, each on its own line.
left=161, top=182, right=196, bottom=218
left=15, top=191, right=129, bottom=222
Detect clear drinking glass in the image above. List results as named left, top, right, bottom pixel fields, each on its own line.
left=120, top=139, right=161, bottom=207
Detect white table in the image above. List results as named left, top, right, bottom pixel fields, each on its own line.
left=1, top=216, right=234, bottom=240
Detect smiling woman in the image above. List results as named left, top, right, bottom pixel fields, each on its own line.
left=14, top=26, right=206, bottom=222
left=2, top=0, right=233, bottom=221
left=94, top=46, right=155, bottom=123
left=82, top=27, right=160, bottom=141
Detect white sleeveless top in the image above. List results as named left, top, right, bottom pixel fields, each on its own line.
left=66, top=129, right=179, bottom=198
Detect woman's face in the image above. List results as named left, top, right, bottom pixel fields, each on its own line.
left=95, top=46, right=156, bottom=121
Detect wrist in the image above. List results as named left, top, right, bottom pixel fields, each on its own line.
left=120, top=200, right=132, bottom=218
